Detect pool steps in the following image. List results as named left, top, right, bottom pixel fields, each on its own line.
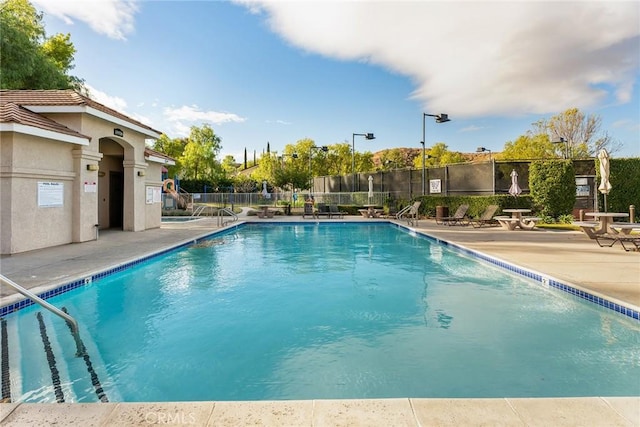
left=0, top=309, right=110, bottom=403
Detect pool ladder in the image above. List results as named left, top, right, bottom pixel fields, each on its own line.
left=0, top=274, right=109, bottom=403
left=218, top=208, right=238, bottom=227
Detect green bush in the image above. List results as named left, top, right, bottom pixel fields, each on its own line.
left=596, top=157, right=640, bottom=214
left=529, top=160, right=576, bottom=218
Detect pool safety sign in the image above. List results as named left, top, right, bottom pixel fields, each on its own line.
left=84, top=182, right=97, bottom=193
left=38, top=181, right=64, bottom=207
left=429, top=179, right=442, bottom=194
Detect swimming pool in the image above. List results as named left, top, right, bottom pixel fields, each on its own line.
left=3, top=223, right=639, bottom=403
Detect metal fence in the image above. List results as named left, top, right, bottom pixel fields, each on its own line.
left=163, top=159, right=597, bottom=211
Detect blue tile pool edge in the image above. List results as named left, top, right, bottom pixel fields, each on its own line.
left=2, top=221, right=638, bottom=322
left=0, top=223, right=246, bottom=317
left=393, top=222, right=640, bottom=322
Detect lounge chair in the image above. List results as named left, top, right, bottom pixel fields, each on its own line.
left=396, top=201, right=421, bottom=226
left=302, top=202, right=317, bottom=219
left=594, top=234, right=640, bottom=252
left=315, top=203, right=331, bottom=218
left=469, top=205, right=499, bottom=228
left=329, top=205, right=346, bottom=218
left=439, top=204, right=469, bottom=226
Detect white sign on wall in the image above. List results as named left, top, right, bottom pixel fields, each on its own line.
left=429, top=179, right=442, bottom=194
left=84, top=181, right=97, bottom=193
left=38, top=182, right=64, bottom=207
left=146, top=186, right=162, bottom=204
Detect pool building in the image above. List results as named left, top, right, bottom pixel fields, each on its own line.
left=0, top=89, right=173, bottom=255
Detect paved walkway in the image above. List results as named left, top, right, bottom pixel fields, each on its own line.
left=1, top=214, right=638, bottom=426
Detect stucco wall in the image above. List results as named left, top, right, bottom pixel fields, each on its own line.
left=0, top=133, right=75, bottom=254
left=144, top=162, right=164, bottom=229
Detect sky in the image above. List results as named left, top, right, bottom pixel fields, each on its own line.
left=34, top=0, right=640, bottom=162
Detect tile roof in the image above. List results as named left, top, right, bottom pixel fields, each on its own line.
left=0, top=89, right=161, bottom=135
left=144, top=146, right=176, bottom=164
left=0, top=102, right=91, bottom=141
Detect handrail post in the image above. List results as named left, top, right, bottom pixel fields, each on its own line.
left=0, top=274, right=84, bottom=357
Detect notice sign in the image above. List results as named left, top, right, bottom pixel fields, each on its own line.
left=38, top=181, right=64, bottom=207
left=84, top=182, right=97, bottom=193
left=429, top=179, right=442, bottom=194
left=146, top=186, right=162, bottom=204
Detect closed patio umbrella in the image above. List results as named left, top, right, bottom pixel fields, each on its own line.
left=598, top=149, right=612, bottom=212
left=509, top=169, right=522, bottom=197
left=368, top=175, right=374, bottom=202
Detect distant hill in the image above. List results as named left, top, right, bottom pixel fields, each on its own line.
left=371, top=148, right=496, bottom=168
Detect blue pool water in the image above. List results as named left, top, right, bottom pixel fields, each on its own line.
left=5, top=223, right=640, bottom=402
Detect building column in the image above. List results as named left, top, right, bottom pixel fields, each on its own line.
left=72, top=148, right=103, bottom=242
left=122, top=160, right=148, bottom=231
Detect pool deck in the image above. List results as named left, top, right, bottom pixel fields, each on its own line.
left=1, top=214, right=638, bottom=426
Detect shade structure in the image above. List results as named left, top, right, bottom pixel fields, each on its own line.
left=598, top=149, right=612, bottom=212
left=262, top=181, right=269, bottom=199
left=509, top=169, right=522, bottom=197
left=368, top=175, right=374, bottom=200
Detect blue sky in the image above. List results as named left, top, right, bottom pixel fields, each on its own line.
left=35, top=1, right=639, bottom=161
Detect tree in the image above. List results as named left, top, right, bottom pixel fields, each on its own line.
left=178, top=124, right=222, bottom=181
left=534, top=108, right=621, bottom=158
left=500, top=132, right=557, bottom=160
left=529, top=160, right=576, bottom=218
left=413, top=142, right=466, bottom=168
left=380, top=148, right=413, bottom=170
left=0, top=0, right=80, bottom=89
left=152, top=134, right=187, bottom=177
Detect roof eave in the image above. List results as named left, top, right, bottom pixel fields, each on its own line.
left=0, top=123, right=90, bottom=146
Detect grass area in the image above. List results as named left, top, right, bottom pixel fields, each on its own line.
left=536, top=223, right=581, bottom=231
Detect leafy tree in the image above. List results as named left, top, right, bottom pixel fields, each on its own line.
left=380, top=148, right=413, bottom=170
left=534, top=108, right=621, bottom=158
left=221, top=155, right=238, bottom=174
left=413, top=142, right=466, bottom=168
left=152, top=134, right=187, bottom=178
left=179, top=124, right=222, bottom=181
left=232, top=174, right=258, bottom=193
left=499, top=132, right=557, bottom=160
left=0, top=0, right=80, bottom=89
left=529, top=160, right=576, bottom=218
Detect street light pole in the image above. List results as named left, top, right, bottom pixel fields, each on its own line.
left=352, top=132, right=375, bottom=192
left=421, top=113, right=450, bottom=195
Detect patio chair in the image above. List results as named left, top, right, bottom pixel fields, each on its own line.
left=315, top=203, right=331, bottom=218
left=469, top=205, right=499, bottom=228
left=594, top=234, right=640, bottom=252
left=329, top=204, right=346, bottom=218
left=302, top=202, right=317, bottom=219
left=439, top=204, right=470, bottom=226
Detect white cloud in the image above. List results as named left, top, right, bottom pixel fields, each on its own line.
left=33, top=0, right=138, bottom=40
left=162, top=105, right=247, bottom=137
left=236, top=1, right=639, bottom=119
left=86, top=84, right=128, bottom=111
left=164, top=105, right=246, bottom=124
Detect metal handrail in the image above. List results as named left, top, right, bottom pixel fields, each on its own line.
left=0, top=274, right=84, bottom=356
left=218, top=208, right=238, bottom=227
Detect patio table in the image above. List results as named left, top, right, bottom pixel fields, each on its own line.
left=584, top=212, right=630, bottom=234
left=498, top=209, right=539, bottom=230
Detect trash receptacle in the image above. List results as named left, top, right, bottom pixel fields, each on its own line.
left=436, top=205, right=449, bottom=222
left=284, top=204, right=291, bottom=216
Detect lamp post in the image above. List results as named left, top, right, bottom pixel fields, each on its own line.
left=309, top=146, right=328, bottom=196
left=421, top=113, right=450, bottom=195
left=553, top=137, right=568, bottom=159
left=352, top=132, right=375, bottom=192
left=476, top=146, right=492, bottom=160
